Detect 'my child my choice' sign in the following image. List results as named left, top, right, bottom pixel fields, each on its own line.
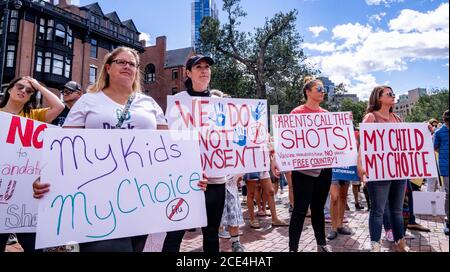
left=36, top=129, right=206, bottom=249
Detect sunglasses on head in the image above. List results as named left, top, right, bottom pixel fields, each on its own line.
left=15, top=83, right=35, bottom=95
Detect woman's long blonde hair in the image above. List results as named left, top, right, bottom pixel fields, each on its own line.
left=88, top=47, right=142, bottom=93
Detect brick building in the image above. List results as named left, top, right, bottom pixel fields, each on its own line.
left=0, top=0, right=144, bottom=105
left=141, top=36, right=194, bottom=111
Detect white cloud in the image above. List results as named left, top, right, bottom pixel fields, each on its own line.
left=332, top=23, right=373, bottom=49
left=389, top=2, right=449, bottom=32
left=304, top=4, right=449, bottom=99
left=369, top=12, right=387, bottom=23
left=365, top=0, right=404, bottom=7
left=303, top=41, right=336, bottom=52
left=139, top=33, right=152, bottom=46
left=308, top=26, right=327, bottom=37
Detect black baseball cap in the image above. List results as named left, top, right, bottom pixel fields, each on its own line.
left=59, top=81, right=82, bottom=92
left=185, top=55, right=214, bottom=70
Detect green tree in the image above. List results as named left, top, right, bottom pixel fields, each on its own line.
left=406, top=89, right=449, bottom=122
left=340, top=99, right=368, bottom=126
left=200, top=0, right=314, bottom=104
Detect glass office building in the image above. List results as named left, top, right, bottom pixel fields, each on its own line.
left=191, top=0, right=218, bottom=50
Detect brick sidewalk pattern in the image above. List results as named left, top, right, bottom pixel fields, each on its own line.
left=181, top=190, right=449, bottom=252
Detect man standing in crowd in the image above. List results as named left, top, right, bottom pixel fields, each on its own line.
left=51, top=81, right=83, bottom=127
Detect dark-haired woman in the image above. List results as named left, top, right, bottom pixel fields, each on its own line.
left=357, top=85, right=409, bottom=252
left=287, top=77, right=333, bottom=252
left=0, top=76, right=64, bottom=252
left=162, top=55, right=226, bottom=253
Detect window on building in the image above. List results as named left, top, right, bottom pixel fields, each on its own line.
left=9, top=10, right=19, bottom=33
left=172, top=87, right=178, bottom=95
left=67, top=28, right=73, bottom=48
left=52, top=54, right=64, bottom=75
left=0, top=17, right=3, bottom=35
left=38, top=18, right=46, bottom=40
left=55, top=24, right=66, bottom=44
left=110, top=23, right=119, bottom=36
left=90, top=39, right=98, bottom=58
left=91, top=15, right=101, bottom=29
left=44, top=52, right=51, bottom=73
left=172, top=69, right=178, bottom=80
left=65, top=58, right=71, bottom=78
left=89, top=66, right=97, bottom=84
left=35, top=51, right=43, bottom=72
left=6, top=45, right=15, bottom=67
left=144, top=64, right=156, bottom=83
left=46, top=19, right=54, bottom=40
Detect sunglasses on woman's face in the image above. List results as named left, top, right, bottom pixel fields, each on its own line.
left=15, top=83, right=35, bottom=95
left=315, top=86, right=325, bottom=93
left=382, top=92, right=395, bottom=98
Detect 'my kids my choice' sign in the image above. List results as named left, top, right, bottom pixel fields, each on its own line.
left=272, top=112, right=358, bottom=172
left=0, top=112, right=56, bottom=233
left=360, top=123, right=438, bottom=181
left=166, top=96, right=270, bottom=176
left=36, top=129, right=206, bottom=249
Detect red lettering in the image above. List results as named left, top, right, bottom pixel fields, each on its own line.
left=6, top=116, right=47, bottom=149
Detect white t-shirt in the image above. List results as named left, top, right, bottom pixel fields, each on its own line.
left=64, top=91, right=166, bottom=129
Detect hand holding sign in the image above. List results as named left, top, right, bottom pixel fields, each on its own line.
left=233, top=127, right=247, bottom=147
left=209, top=103, right=226, bottom=127
left=251, top=102, right=265, bottom=121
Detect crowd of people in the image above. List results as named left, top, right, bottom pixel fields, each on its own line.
left=0, top=47, right=448, bottom=252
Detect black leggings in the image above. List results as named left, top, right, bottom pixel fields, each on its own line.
left=289, top=169, right=332, bottom=251
left=162, top=183, right=225, bottom=252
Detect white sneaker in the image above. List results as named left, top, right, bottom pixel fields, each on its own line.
left=384, top=229, right=394, bottom=242
left=404, top=231, right=416, bottom=240
left=370, top=241, right=381, bottom=252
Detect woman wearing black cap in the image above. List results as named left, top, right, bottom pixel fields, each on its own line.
left=162, top=55, right=227, bottom=252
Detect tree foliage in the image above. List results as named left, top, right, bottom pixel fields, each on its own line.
left=405, top=89, right=449, bottom=122
left=200, top=0, right=316, bottom=113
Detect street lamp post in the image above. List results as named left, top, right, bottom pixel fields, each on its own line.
left=0, top=0, right=22, bottom=91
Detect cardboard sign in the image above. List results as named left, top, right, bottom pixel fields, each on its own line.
left=36, top=129, right=206, bottom=249
left=272, top=112, right=358, bottom=171
left=0, top=112, right=58, bottom=233
left=412, top=192, right=446, bottom=216
left=166, top=96, right=270, bottom=176
left=360, top=123, right=438, bottom=181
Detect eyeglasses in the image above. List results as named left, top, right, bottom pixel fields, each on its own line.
left=111, top=59, right=139, bottom=68
left=316, top=86, right=325, bottom=93
left=15, top=83, right=35, bottom=95
left=382, top=92, right=396, bottom=98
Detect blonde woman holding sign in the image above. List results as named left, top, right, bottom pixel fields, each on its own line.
left=32, top=47, right=206, bottom=252
left=357, top=85, right=409, bottom=252
left=286, top=77, right=333, bottom=252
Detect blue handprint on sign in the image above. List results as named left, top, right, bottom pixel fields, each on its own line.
left=209, top=103, right=226, bottom=127
left=233, top=127, right=247, bottom=147
left=251, top=102, right=266, bottom=121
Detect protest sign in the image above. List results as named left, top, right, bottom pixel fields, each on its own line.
left=36, top=129, right=206, bottom=249
left=360, top=123, right=438, bottom=181
left=166, top=96, right=269, bottom=176
left=0, top=112, right=57, bottom=233
left=272, top=112, right=358, bottom=172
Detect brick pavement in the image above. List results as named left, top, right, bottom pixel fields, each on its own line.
left=181, top=190, right=449, bottom=252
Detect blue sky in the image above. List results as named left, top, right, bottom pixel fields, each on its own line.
left=78, top=0, right=449, bottom=100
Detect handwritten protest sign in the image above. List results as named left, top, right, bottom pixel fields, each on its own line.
left=0, top=112, right=57, bottom=233
left=272, top=112, right=358, bottom=172
left=166, top=96, right=269, bottom=176
left=360, top=123, right=438, bottom=182
left=36, top=129, right=206, bottom=249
